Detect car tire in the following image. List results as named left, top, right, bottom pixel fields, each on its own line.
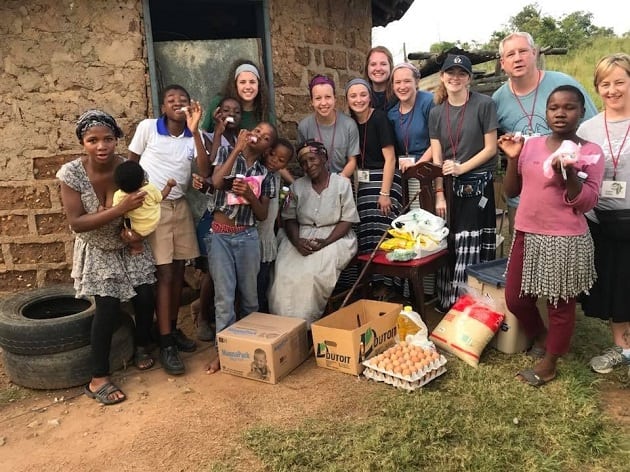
left=2, top=312, right=135, bottom=390
left=0, top=285, right=95, bottom=355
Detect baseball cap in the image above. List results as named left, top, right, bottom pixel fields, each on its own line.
left=440, top=54, right=473, bottom=75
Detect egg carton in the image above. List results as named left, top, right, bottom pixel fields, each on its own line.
left=362, top=351, right=447, bottom=381
left=363, top=365, right=447, bottom=391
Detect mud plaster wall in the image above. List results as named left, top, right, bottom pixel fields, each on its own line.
left=0, top=0, right=372, bottom=296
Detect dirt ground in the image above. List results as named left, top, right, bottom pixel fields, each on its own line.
left=1, top=301, right=629, bottom=472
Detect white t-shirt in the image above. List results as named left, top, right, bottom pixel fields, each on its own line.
left=128, top=117, right=196, bottom=200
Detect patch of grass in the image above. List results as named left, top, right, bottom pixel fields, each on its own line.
left=0, top=383, right=32, bottom=406
left=243, top=314, right=629, bottom=471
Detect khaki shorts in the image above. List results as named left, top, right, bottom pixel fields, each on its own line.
left=148, top=199, right=200, bottom=265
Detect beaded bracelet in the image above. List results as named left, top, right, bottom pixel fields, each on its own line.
left=379, top=191, right=390, bottom=196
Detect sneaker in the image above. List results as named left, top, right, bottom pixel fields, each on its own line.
left=590, top=346, right=630, bottom=374
left=197, top=320, right=215, bottom=343
left=160, top=345, right=185, bottom=375
left=173, top=328, right=197, bottom=352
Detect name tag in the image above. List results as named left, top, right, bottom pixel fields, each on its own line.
left=601, top=180, right=627, bottom=199
left=398, top=155, right=415, bottom=170
left=357, top=169, right=370, bottom=183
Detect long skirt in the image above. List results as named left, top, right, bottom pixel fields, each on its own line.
left=581, top=217, right=629, bottom=322
left=436, top=182, right=496, bottom=311
left=336, top=169, right=403, bottom=291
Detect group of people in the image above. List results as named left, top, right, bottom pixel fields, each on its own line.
left=57, top=32, right=630, bottom=405
left=495, top=35, right=630, bottom=386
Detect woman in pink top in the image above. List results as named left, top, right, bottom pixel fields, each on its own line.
left=498, top=85, right=604, bottom=387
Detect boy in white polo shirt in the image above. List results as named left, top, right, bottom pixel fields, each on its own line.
left=128, top=84, right=207, bottom=375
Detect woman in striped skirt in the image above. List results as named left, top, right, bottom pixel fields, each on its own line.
left=345, top=78, right=402, bottom=295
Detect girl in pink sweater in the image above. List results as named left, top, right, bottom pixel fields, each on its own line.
left=498, top=85, right=604, bottom=387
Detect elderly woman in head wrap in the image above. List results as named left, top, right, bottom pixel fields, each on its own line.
left=297, top=74, right=360, bottom=179
left=268, top=140, right=360, bottom=327
left=56, top=110, right=158, bottom=405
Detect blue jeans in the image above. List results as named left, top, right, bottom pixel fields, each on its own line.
left=208, top=227, right=260, bottom=333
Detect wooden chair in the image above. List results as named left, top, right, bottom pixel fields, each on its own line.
left=355, top=162, right=452, bottom=318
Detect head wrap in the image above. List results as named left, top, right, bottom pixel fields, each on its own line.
left=392, top=62, right=421, bottom=80
left=308, top=74, right=336, bottom=97
left=297, top=140, right=328, bottom=162
left=75, top=109, right=123, bottom=143
left=344, top=78, right=372, bottom=96
left=234, top=63, right=260, bottom=80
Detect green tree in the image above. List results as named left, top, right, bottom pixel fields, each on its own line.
left=488, top=3, right=616, bottom=50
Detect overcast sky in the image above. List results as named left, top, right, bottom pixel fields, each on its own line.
left=372, top=0, right=629, bottom=62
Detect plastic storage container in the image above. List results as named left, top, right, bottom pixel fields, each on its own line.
left=465, top=258, right=529, bottom=354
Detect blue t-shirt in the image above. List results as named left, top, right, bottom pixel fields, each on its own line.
left=387, top=90, right=434, bottom=161
left=492, top=70, right=598, bottom=206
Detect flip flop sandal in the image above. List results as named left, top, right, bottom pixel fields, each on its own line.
left=84, top=382, right=127, bottom=405
left=516, top=369, right=554, bottom=387
left=134, top=346, right=155, bottom=370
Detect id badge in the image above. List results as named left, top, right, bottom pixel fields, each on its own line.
left=357, top=169, right=370, bottom=183
left=478, top=196, right=488, bottom=209
left=600, top=180, right=627, bottom=199
left=398, top=155, right=415, bottom=170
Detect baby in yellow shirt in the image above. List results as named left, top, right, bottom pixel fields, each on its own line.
left=113, top=160, right=176, bottom=254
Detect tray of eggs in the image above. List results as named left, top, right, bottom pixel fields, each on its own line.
left=362, top=341, right=447, bottom=391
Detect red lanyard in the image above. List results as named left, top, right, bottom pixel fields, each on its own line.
left=511, top=70, right=541, bottom=134
left=445, top=93, right=469, bottom=160
left=315, top=110, right=337, bottom=159
left=604, top=110, right=630, bottom=181
left=359, top=109, right=373, bottom=169
left=398, top=101, right=416, bottom=155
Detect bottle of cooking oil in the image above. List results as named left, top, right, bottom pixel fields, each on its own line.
left=397, top=305, right=423, bottom=342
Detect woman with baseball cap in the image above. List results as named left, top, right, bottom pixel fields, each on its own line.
left=430, top=53, right=500, bottom=312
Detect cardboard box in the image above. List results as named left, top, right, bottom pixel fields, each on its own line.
left=217, top=313, right=310, bottom=384
left=311, top=299, right=402, bottom=375
left=466, top=259, right=529, bottom=354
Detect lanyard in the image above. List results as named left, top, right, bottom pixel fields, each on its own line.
left=445, top=93, right=469, bottom=161
left=604, top=110, right=630, bottom=181
left=398, top=101, right=416, bottom=155
left=315, top=110, right=337, bottom=160
left=358, top=109, right=373, bottom=169
left=510, top=70, right=541, bottom=134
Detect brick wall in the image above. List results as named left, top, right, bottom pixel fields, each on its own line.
left=0, top=0, right=372, bottom=296
left=0, top=0, right=148, bottom=296
left=269, top=0, right=372, bottom=140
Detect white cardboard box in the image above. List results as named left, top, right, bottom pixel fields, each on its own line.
left=217, top=313, right=310, bottom=384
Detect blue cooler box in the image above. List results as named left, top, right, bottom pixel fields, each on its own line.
left=465, top=259, right=530, bottom=354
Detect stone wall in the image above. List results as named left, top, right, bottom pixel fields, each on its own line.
left=269, top=0, right=372, bottom=141
left=0, top=0, right=372, bottom=296
left=0, top=0, right=148, bottom=296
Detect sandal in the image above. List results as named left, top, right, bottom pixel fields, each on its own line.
left=516, top=369, right=555, bottom=387
left=134, top=346, right=155, bottom=370
left=84, top=382, right=127, bottom=405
